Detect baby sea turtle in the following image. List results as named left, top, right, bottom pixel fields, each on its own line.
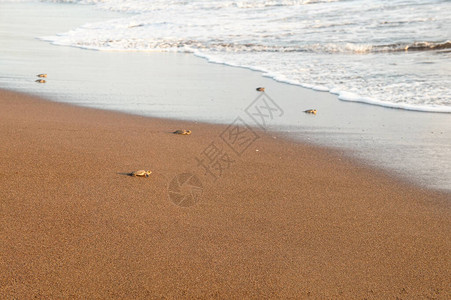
left=173, top=129, right=192, bottom=135
left=256, top=87, right=265, bottom=92
left=37, top=74, right=47, bottom=78
left=130, top=170, right=152, bottom=177
left=304, top=109, right=317, bottom=115
left=35, top=79, right=46, bottom=83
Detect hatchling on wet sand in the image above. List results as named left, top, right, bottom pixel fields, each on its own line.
left=304, top=109, right=317, bottom=115
left=130, top=170, right=152, bottom=177
left=173, top=129, right=192, bottom=135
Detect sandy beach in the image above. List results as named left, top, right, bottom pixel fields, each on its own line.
left=1, top=89, right=449, bottom=298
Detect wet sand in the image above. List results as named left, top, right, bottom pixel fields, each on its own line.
left=0, top=89, right=450, bottom=298
left=2, top=1, right=451, bottom=192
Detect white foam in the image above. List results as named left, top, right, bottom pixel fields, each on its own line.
left=37, top=0, right=451, bottom=113
left=338, top=91, right=451, bottom=113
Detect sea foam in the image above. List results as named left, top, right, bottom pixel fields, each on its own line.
left=37, top=0, right=451, bottom=112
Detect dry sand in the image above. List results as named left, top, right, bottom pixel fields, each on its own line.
left=0, top=89, right=450, bottom=299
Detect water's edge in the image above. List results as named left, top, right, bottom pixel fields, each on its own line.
left=1, top=1, right=450, bottom=192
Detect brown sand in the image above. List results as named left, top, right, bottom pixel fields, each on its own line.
left=0, top=89, right=449, bottom=299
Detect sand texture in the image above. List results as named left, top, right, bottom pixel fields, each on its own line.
left=0, top=90, right=450, bottom=299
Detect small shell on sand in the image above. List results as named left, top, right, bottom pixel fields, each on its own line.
left=256, top=87, right=265, bottom=92
left=35, top=79, right=46, bottom=83
left=131, top=170, right=152, bottom=177
left=304, top=109, right=317, bottom=115
left=173, top=129, right=192, bottom=135
left=37, top=74, right=47, bottom=78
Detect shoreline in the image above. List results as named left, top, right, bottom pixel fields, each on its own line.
left=193, top=53, right=451, bottom=114
left=3, top=85, right=445, bottom=193
left=1, top=1, right=451, bottom=191
left=1, top=89, right=450, bottom=298
left=37, top=0, right=451, bottom=114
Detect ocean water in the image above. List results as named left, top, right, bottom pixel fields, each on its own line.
left=34, top=0, right=451, bottom=112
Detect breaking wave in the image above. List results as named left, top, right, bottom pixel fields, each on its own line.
left=34, top=0, right=451, bottom=112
